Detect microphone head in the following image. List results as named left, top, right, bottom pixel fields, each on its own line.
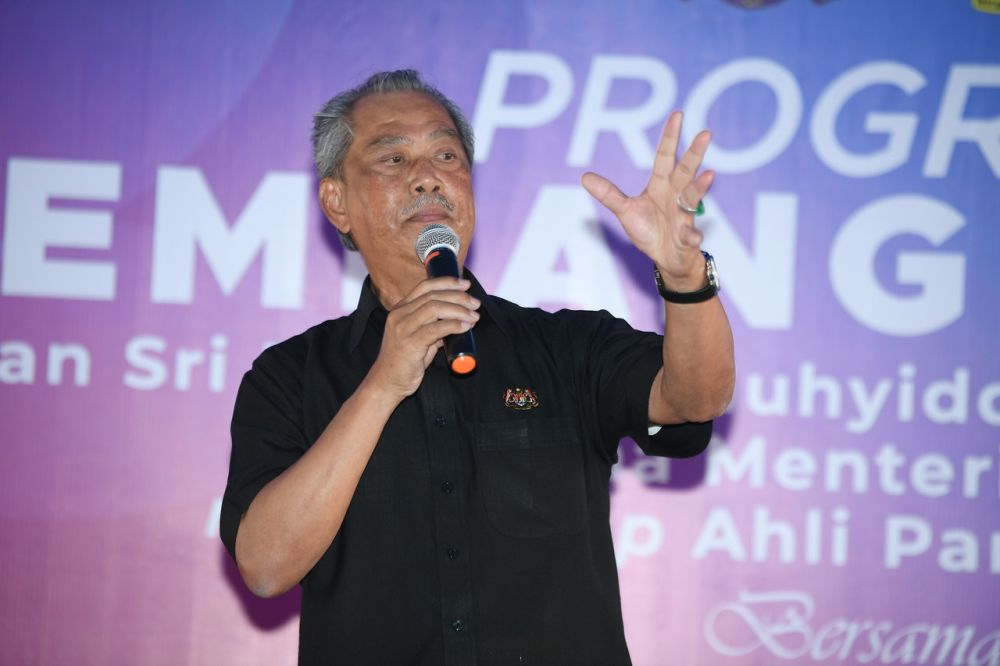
left=415, top=223, right=461, bottom=263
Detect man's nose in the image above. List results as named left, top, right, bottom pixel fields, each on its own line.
left=411, top=158, right=442, bottom=193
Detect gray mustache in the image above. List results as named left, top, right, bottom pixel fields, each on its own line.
left=402, top=193, right=454, bottom=217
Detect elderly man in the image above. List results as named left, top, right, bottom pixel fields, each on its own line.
left=221, top=70, right=734, bottom=665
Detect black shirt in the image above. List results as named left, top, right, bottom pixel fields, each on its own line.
left=221, top=272, right=711, bottom=666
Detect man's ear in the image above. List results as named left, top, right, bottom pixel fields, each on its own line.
left=319, top=178, right=350, bottom=236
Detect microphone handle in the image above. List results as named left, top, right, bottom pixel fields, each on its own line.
left=424, top=249, right=478, bottom=374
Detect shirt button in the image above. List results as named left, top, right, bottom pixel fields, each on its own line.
left=434, top=414, right=447, bottom=427
left=446, top=547, right=459, bottom=560
left=441, top=481, right=455, bottom=494
left=451, top=619, right=466, bottom=632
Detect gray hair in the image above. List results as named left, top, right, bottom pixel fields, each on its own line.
left=312, top=70, right=475, bottom=251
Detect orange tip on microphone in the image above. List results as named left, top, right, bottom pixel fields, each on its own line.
left=451, top=354, right=476, bottom=375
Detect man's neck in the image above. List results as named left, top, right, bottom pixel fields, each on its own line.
left=368, top=267, right=424, bottom=310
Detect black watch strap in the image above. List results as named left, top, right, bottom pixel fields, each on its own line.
left=654, top=251, right=719, bottom=304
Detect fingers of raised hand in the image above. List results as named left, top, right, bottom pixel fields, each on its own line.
left=679, top=222, right=705, bottom=249
left=670, top=129, right=712, bottom=192
left=581, top=171, right=629, bottom=216
left=677, top=169, right=715, bottom=220
left=650, top=111, right=684, bottom=184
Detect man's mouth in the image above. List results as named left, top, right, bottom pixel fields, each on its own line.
left=407, top=207, right=449, bottom=222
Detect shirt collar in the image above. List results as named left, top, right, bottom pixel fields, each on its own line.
left=347, top=269, right=511, bottom=350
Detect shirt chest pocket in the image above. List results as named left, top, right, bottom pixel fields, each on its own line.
left=475, top=417, right=588, bottom=538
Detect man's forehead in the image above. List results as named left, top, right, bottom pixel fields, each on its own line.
left=351, top=91, right=456, bottom=133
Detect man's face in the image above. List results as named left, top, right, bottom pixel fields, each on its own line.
left=322, top=90, right=475, bottom=291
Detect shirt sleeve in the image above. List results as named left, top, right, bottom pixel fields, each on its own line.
left=220, top=341, right=309, bottom=560
left=584, top=310, right=712, bottom=459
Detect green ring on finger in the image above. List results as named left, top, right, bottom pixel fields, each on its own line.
left=676, top=192, right=705, bottom=217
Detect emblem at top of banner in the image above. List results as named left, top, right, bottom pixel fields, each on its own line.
left=504, top=387, right=539, bottom=410
left=972, top=0, right=1000, bottom=13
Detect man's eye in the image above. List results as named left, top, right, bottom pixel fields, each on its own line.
left=440, top=151, right=456, bottom=161
left=384, top=155, right=403, bottom=164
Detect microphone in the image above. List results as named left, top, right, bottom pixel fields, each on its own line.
left=415, top=224, right=478, bottom=375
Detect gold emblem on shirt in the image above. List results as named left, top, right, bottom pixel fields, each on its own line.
left=503, top=387, right=539, bottom=410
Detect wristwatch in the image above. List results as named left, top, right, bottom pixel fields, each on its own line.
left=654, top=251, right=719, bottom=304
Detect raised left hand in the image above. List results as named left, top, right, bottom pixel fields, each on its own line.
left=581, top=111, right=714, bottom=292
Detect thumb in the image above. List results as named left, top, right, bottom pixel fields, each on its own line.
left=581, top=172, right=628, bottom=217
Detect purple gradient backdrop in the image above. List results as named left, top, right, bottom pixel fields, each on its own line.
left=1, top=1, right=998, bottom=664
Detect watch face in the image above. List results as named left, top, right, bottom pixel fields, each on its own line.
left=703, top=252, right=720, bottom=291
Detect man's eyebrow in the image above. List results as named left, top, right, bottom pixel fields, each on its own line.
left=363, top=127, right=459, bottom=152
left=428, top=127, right=460, bottom=141
left=364, top=135, right=410, bottom=151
